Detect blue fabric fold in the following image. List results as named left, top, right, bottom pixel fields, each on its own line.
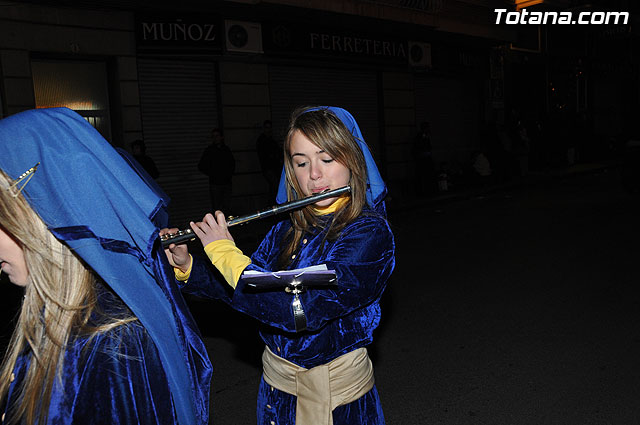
left=0, top=108, right=211, bottom=424
left=9, top=299, right=178, bottom=424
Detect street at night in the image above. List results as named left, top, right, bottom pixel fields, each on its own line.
left=2, top=1, right=639, bottom=423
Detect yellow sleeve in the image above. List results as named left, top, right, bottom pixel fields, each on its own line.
left=203, top=239, right=252, bottom=289
left=174, top=254, right=193, bottom=282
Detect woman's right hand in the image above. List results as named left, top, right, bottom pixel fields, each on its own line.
left=190, top=211, right=234, bottom=247
left=159, top=227, right=191, bottom=273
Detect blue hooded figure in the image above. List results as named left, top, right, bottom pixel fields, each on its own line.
left=0, top=108, right=211, bottom=424
left=168, top=106, right=395, bottom=425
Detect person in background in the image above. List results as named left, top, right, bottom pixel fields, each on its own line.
left=131, top=138, right=160, bottom=179
left=0, top=108, right=211, bottom=425
left=198, top=128, right=235, bottom=213
left=256, top=119, right=283, bottom=202
left=470, top=150, right=493, bottom=186
left=412, top=121, right=436, bottom=196
left=164, top=106, right=395, bottom=425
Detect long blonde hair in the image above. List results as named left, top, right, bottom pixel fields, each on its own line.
left=0, top=170, right=135, bottom=425
left=279, top=107, right=369, bottom=267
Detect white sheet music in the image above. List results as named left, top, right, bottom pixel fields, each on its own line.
left=242, top=264, right=328, bottom=277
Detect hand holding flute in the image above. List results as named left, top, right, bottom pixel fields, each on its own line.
left=160, top=186, right=351, bottom=248
left=160, top=210, right=234, bottom=272
left=160, top=186, right=351, bottom=275
left=159, top=227, right=192, bottom=273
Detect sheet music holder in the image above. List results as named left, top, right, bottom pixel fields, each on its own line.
left=242, top=264, right=337, bottom=290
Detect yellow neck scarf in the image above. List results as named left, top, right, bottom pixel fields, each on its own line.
left=313, top=195, right=350, bottom=215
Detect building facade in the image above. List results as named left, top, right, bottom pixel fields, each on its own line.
left=1, top=0, right=526, bottom=226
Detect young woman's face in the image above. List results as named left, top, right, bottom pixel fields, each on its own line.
left=0, top=226, right=28, bottom=286
left=289, top=130, right=351, bottom=207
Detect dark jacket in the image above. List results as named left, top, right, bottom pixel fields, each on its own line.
left=198, top=143, right=235, bottom=185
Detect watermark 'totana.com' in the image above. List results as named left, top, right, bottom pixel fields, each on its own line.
left=494, top=8, right=629, bottom=25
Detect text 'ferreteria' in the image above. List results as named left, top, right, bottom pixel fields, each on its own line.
left=310, top=33, right=407, bottom=58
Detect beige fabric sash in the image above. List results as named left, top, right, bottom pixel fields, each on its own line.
left=262, top=346, right=374, bottom=425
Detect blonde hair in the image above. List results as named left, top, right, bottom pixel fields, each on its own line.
left=0, top=170, right=135, bottom=425
left=279, top=107, right=368, bottom=267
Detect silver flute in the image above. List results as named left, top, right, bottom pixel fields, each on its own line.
left=160, top=185, right=351, bottom=248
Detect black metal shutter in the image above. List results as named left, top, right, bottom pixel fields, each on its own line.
left=268, top=65, right=381, bottom=160
left=414, top=75, right=480, bottom=165
left=137, top=58, right=219, bottom=227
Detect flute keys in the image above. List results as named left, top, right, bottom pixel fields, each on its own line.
left=161, top=228, right=193, bottom=242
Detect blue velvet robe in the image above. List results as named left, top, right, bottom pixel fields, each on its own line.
left=182, top=209, right=395, bottom=424
left=2, top=290, right=178, bottom=424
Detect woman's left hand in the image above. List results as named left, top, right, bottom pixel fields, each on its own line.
left=159, top=227, right=191, bottom=272
left=190, top=211, right=235, bottom=247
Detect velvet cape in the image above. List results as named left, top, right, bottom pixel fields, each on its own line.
left=0, top=108, right=212, bottom=424
left=3, top=290, right=179, bottom=424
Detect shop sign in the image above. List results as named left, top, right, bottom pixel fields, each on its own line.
left=264, top=22, right=409, bottom=65
left=136, top=14, right=223, bottom=52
